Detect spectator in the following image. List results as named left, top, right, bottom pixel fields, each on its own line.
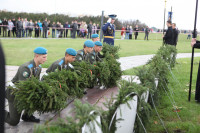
left=42, top=18, right=48, bottom=38
left=2, top=18, right=8, bottom=37
left=16, top=17, right=23, bottom=38
left=47, top=20, right=51, bottom=38
left=52, top=22, right=56, bottom=38
left=77, top=22, right=81, bottom=37
left=37, top=20, right=42, bottom=37
left=134, top=25, right=139, bottom=40
left=144, top=26, right=150, bottom=40
left=92, top=23, right=97, bottom=34
left=60, top=23, right=64, bottom=38
left=72, top=20, right=78, bottom=38
left=129, top=26, right=133, bottom=39
left=12, top=18, right=16, bottom=37
left=64, top=21, right=69, bottom=38
left=121, top=26, right=125, bottom=40
left=125, top=25, right=130, bottom=39
left=8, top=19, right=14, bottom=37
left=87, top=21, right=92, bottom=39
left=28, top=19, right=34, bottom=38
left=56, top=21, right=60, bottom=38
left=97, top=24, right=100, bottom=34
left=172, top=23, right=178, bottom=46
left=21, top=18, right=25, bottom=37
left=163, top=20, right=174, bottom=45
left=187, top=31, right=191, bottom=39
left=24, top=18, right=29, bottom=37
left=35, top=22, right=40, bottom=38
left=70, top=21, right=74, bottom=38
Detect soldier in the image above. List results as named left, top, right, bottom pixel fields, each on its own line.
left=75, top=40, right=94, bottom=62
left=5, top=47, right=47, bottom=126
left=102, top=14, right=117, bottom=46
left=91, top=34, right=100, bottom=42
left=46, top=48, right=77, bottom=73
left=86, top=41, right=103, bottom=64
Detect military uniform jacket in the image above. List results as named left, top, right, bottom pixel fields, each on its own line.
left=86, top=50, right=102, bottom=64
left=46, top=57, right=73, bottom=73
left=75, top=49, right=88, bottom=62
left=102, top=23, right=115, bottom=37
left=12, top=60, right=42, bottom=83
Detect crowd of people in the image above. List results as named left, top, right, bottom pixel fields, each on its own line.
left=120, top=25, right=150, bottom=40
left=0, top=18, right=101, bottom=39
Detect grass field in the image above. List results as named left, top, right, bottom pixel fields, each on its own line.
left=143, top=58, right=200, bottom=133
left=1, top=32, right=199, bottom=68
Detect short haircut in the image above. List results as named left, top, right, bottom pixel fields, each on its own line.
left=167, top=20, right=172, bottom=24
left=172, top=23, right=176, bottom=26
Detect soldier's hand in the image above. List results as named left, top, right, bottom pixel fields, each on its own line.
left=107, top=18, right=111, bottom=23
left=191, top=38, right=196, bottom=47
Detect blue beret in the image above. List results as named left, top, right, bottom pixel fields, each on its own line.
left=91, top=34, right=99, bottom=38
left=108, top=14, right=117, bottom=19
left=66, top=48, right=77, bottom=56
left=34, top=47, right=47, bottom=54
left=84, top=40, right=94, bottom=47
left=95, top=41, right=103, bottom=46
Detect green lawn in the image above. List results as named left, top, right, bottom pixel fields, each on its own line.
left=145, top=57, right=200, bottom=133
left=0, top=32, right=198, bottom=68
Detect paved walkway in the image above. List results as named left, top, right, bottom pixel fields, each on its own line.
left=4, top=53, right=200, bottom=133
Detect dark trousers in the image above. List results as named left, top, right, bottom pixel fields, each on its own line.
left=87, top=31, right=92, bottom=39
left=12, top=27, right=16, bottom=37
left=17, top=29, right=22, bottom=38
left=0, top=26, right=2, bottom=35
left=3, top=28, right=7, bottom=37
left=135, top=34, right=138, bottom=40
left=52, top=30, right=55, bottom=38
left=35, top=29, right=39, bottom=37
left=129, top=34, right=132, bottom=39
left=43, top=28, right=47, bottom=38
left=5, top=88, right=21, bottom=126
left=29, top=29, right=33, bottom=37
left=8, top=30, right=12, bottom=37
left=72, top=30, right=76, bottom=38
left=195, top=62, right=200, bottom=102
left=64, top=29, right=68, bottom=37
left=144, top=34, right=149, bottom=40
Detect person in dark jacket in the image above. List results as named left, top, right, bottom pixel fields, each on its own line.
left=87, top=21, right=93, bottom=39
left=191, top=38, right=200, bottom=103
left=16, top=17, right=23, bottom=38
left=12, top=18, right=17, bottom=37
left=2, top=18, right=8, bottom=37
left=172, top=23, right=178, bottom=46
left=42, top=18, right=48, bottom=38
left=163, top=20, right=174, bottom=45
left=134, top=25, right=139, bottom=40
left=0, top=19, right=2, bottom=36
left=72, top=20, right=78, bottom=38
left=64, top=21, right=69, bottom=38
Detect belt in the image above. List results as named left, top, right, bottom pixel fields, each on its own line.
left=104, top=36, right=114, bottom=39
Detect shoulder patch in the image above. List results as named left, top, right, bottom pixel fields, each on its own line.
left=28, top=64, right=33, bottom=69
left=81, top=52, right=83, bottom=55
left=39, top=65, right=42, bottom=68
left=59, top=60, right=64, bottom=66
left=23, top=71, right=29, bottom=78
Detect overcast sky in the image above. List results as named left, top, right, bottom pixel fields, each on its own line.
left=0, top=0, right=199, bottom=30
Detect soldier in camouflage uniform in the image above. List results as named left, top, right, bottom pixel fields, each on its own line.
left=75, top=40, right=94, bottom=62
left=86, top=41, right=103, bottom=64
left=5, top=47, right=47, bottom=126
left=46, top=48, right=77, bottom=73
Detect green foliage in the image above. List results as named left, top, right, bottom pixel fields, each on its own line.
left=34, top=100, right=100, bottom=133
left=102, top=43, right=120, bottom=59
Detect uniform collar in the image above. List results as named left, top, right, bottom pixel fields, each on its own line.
left=31, top=59, right=37, bottom=68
